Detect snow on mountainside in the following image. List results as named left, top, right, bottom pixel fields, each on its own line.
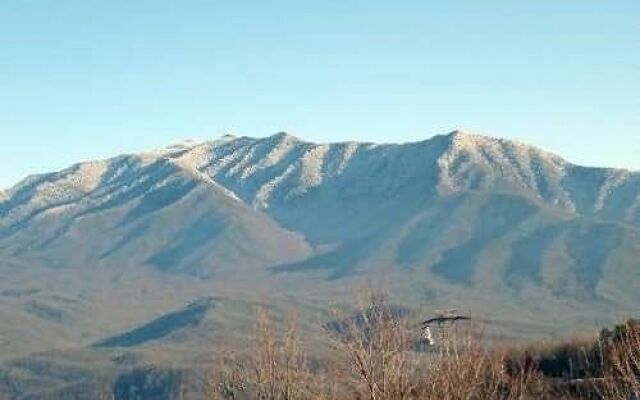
left=0, top=148, right=311, bottom=275
left=2, top=130, right=640, bottom=232
left=188, top=132, right=638, bottom=220
left=1, top=129, right=640, bottom=364
left=170, top=130, right=640, bottom=225
left=437, top=132, right=640, bottom=221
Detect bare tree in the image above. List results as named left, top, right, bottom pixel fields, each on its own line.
left=600, top=320, right=640, bottom=400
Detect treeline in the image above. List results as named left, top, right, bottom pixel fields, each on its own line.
left=205, top=295, right=640, bottom=400
left=5, top=295, right=637, bottom=400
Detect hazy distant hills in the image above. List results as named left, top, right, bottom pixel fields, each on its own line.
left=1, top=130, right=640, bottom=397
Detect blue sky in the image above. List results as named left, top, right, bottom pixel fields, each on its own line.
left=1, top=1, right=639, bottom=189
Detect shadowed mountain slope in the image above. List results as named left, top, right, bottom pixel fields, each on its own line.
left=0, top=151, right=311, bottom=277
left=95, top=298, right=215, bottom=348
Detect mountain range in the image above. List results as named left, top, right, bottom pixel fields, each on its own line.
left=1, top=130, right=639, bottom=398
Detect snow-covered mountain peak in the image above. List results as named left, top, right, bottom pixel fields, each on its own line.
left=2, top=130, right=640, bottom=231
left=249, top=131, right=305, bottom=148
left=441, top=129, right=567, bottom=173
left=141, top=139, right=203, bottom=160
left=448, top=129, right=494, bottom=146
left=444, top=128, right=473, bottom=138
left=219, top=133, right=237, bottom=140
left=271, top=131, right=299, bottom=141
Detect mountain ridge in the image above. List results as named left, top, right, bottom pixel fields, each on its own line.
left=1, top=130, right=639, bottom=363
left=4, top=129, right=638, bottom=235
left=4, top=128, right=637, bottom=193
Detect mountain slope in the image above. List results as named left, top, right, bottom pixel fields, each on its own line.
left=157, top=130, right=640, bottom=232
left=1, top=130, right=640, bottom=399
left=0, top=130, right=639, bottom=350
left=0, top=149, right=311, bottom=277
left=4, top=130, right=640, bottom=241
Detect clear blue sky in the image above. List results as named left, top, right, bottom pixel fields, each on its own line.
left=1, top=1, right=639, bottom=189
